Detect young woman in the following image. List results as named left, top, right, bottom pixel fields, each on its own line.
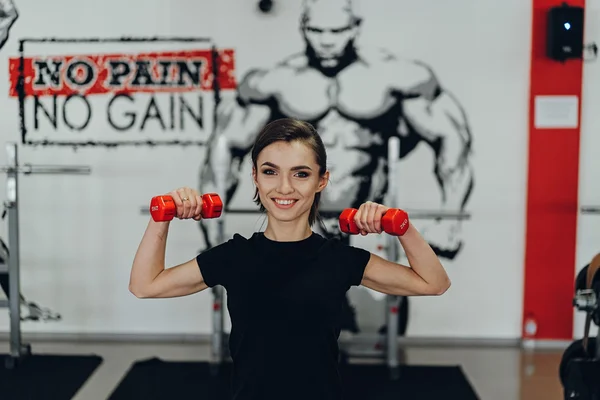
left=129, top=118, right=451, bottom=400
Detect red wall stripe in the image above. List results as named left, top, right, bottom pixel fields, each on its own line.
left=524, top=0, right=584, bottom=340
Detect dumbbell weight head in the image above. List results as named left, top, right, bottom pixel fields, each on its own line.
left=381, top=209, right=410, bottom=236
left=150, top=193, right=223, bottom=222
left=339, top=208, right=360, bottom=235
left=201, top=193, right=223, bottom=219
left=338, top=208, right=410, bottom=236
left=150, top=196, right=176, bottom=222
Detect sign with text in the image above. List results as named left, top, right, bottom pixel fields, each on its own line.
left=8, top=37, right=236, bottom=147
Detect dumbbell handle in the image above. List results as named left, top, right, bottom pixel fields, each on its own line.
left=150, top=193, right=223, bottom=222
left=339, top=208, right=410, bottom=236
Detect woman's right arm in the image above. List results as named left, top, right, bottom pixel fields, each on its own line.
left=129, top=187, right=209, bottom=299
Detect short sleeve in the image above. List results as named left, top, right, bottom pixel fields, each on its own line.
left=196, top=235, right=244, bottom=288
left=330, top=240, right=372, bottom=288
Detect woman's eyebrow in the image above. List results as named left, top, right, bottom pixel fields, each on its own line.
left=261, top=162, right=313, bottom=171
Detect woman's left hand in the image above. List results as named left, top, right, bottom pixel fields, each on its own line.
left=354, top=201, right=391, bottom=235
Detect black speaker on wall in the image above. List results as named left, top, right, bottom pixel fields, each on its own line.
left=547, top=3, right=584, bottom=61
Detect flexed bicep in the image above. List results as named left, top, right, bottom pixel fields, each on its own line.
left=201, top=97, right=270, bottom=187
left=212, top=67, right=275, bottom=150
left=403, top=91, right=472, bottom=177
left=214, top=97, right=271, bottom=149
left=201, top=68, right=275, bottom=187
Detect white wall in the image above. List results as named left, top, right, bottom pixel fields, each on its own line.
left=0, top=0, right=532, bottom=339
left=574, top=0, right=600, bottom=340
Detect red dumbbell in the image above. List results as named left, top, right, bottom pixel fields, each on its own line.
left=150, top=193, right=223, bottom=222
left=338, top=207, right=410, bottom=236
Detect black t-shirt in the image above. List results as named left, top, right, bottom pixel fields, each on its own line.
left=196, top=231, right=371, bottom=400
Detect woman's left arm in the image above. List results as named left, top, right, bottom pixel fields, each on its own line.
left=353, top=202, right=451, bottom=296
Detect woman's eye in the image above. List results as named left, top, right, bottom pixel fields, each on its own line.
left=295, top=171, right=309, bottom=178
left=262, top=169, right=275, bottom=175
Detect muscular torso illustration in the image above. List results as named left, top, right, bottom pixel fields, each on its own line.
left=255, top=54, right=419, bottom=211
left=201, top=47, right=473, bottom=254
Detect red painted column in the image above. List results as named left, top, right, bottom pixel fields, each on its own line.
left=523, top=0, right=584, bottom=340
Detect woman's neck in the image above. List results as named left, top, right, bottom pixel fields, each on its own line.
left=263, top=217, right=313, bottom=242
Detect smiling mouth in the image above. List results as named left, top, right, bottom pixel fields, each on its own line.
left=272, top=198, right=298, bottom=208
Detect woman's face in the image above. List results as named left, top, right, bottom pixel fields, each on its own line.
left=253, top=140, right=328, bottom=224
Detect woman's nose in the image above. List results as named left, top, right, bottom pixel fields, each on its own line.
left=277, top=176, right=294, bottom=194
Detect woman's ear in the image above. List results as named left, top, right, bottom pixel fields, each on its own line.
left=316, top=170, right=330, bottom=192
left=252, top=166, right=258, bottom=185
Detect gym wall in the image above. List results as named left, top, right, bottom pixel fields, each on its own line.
left=0, top=0, right=588, bottom=342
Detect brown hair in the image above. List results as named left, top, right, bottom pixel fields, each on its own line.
left=251, top=118, right=327, bottom=227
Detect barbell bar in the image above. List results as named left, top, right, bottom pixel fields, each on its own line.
left=139, top=206, right=471, bottom=220
left=581, top=206, right=600, bottom=214
left=0, top=164, right=92, bottom=175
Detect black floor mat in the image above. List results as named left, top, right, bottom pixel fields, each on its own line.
left=109, top=358, right=480, bottom=400
left=0, top=353, right=103, bottom=400
left=340, top=363, right=480, bottom=399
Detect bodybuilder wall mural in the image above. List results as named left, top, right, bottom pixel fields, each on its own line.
left=200, top=0, right=473, bottom=258
left=198, top=0, right=474, bottom=333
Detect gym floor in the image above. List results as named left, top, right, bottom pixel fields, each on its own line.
left=0, top=339, right=565, bottom=399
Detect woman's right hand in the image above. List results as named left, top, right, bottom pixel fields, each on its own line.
left=169, top=187, right=205, bottom=221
